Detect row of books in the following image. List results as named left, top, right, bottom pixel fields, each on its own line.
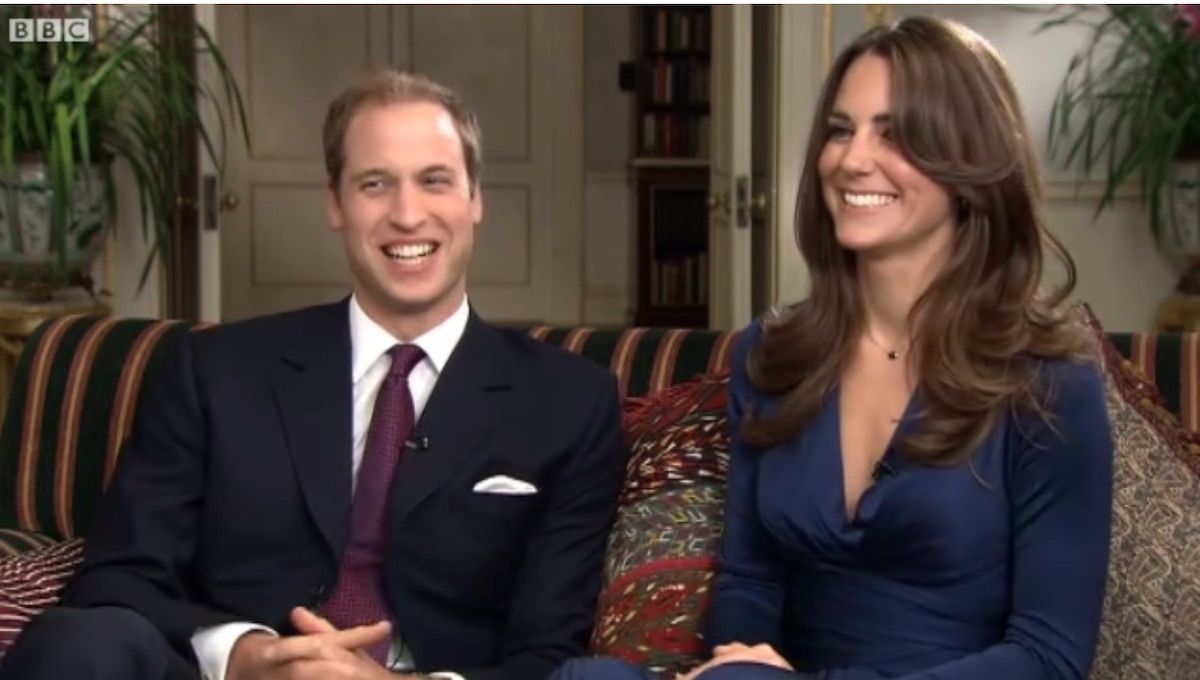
left=645, top=7, right=711, bottom=54
left=641, top=113, right=710, bottom=158
left=650, top=254, right=708, bottom=308
left=644, top=58, right=710, bottom=107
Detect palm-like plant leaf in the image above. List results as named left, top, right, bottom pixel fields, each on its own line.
left=1043, top=4, right=1200, bottom=243
left=0, top=4, right=249, bottom=294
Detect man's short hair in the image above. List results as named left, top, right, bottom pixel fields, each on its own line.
left=323, top=69, right=483, bottom=192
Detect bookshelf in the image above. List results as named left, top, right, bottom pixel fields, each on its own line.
left=632, top=6, right=712, bottom=327
left=636, top=6, right=711, bottom=159
left=633, top=163, right=709, bottom=328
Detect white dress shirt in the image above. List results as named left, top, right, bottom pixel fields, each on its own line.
left=191, top=294, right=470, bottom=680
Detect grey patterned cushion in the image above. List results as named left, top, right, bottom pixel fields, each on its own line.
left=1083, top=306, right=1200, bottom=677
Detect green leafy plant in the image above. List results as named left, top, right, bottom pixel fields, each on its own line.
left=1041, top=4, right=1200, bottom=242
left=0, top=4, right=248, bottom=295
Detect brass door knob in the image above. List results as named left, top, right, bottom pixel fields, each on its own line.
left=707, top=192, right=728, bottom=213
left=220, top=191, right=240, bottom=212
left=750, top=191, right=772, bottom=220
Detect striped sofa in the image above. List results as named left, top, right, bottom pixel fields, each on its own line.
left=0, top=318, right=740, bottom=555
left=0, top=315, right=1197, bottom=668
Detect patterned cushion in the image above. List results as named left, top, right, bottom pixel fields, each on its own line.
left=590, top=374, right=730, bottom=677
left=620, top=375, right=730, bottom=506
left=1080, top=306, right=1200, bottom=677
left=0, top=538, right=83, bottom=659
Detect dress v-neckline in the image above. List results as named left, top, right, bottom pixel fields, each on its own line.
left=831, top=384, right=918, bottom=526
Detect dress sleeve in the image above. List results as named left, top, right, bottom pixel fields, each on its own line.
left=706, top=323, right=789, bottom=651
left=806, top=359, right=1115, bottom=680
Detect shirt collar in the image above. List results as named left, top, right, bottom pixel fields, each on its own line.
left=349, top=294, right=470, bottom=383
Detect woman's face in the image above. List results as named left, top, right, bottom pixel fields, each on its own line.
left=818, top=53, right=957, bottom=262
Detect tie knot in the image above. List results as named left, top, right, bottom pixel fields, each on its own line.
left=387, top=344, right=425, bottom=379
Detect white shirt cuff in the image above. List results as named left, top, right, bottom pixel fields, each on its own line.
left=191, top=622, right=278, bottom=680
left=428, top=673, right=466, bottom=680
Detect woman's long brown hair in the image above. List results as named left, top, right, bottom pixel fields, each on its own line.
left=741, top=17, right=1090, bottom=463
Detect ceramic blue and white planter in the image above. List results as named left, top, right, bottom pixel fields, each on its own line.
left=0, top=160, right=107, bottom=293
left=1169, top=160, right=1200, bottom=255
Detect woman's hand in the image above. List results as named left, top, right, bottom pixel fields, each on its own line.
left=676, top=642, right=794, bottom=679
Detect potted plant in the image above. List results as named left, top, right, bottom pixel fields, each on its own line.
left=1042, top=4, right=1200, bottom=291
left=0, top=4, right=248, bottom=302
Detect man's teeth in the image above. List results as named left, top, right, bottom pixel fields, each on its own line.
left=385, top=243, right=436, bottom=260
left=843, top=192, right=896, bottom=208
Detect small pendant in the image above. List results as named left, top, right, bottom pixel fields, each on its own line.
left=887, top=350, right=898, bottom=360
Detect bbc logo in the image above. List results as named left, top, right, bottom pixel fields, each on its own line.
left=9, top=18, right=93, bottom=43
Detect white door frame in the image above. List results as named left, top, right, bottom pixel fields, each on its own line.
left=769, top=4, right=826, bottom=307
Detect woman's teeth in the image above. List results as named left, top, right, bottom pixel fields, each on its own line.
left=843, top=192, right=896, bottom=208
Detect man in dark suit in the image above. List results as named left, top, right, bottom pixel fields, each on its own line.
left=0, top=70, right=626, bottom=680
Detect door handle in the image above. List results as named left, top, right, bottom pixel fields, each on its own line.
left=751, top=191, right=772, bottom=222
left=707, top=191, right=729, bottom=214
left=203, top=173, right=239, bottom=232
left=736, top=176, right=750, bottom=228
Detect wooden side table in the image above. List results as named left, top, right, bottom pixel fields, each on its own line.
left=1154, top=293, right=1200, bottom=331
left=0, top=291, right=110, bottom=423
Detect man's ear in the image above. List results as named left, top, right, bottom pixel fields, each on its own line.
left=326, top=180, right=343, bottom=231
left=470, top=183, right=483, bottom=225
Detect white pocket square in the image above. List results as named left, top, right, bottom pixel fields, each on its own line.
left=472, top=475, right=538, bottom=495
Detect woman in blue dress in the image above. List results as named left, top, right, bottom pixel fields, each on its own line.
left=553, top=15, right=1113, bottom=680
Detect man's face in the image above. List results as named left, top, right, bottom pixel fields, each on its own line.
left=327, top=100, right=482, bottom=337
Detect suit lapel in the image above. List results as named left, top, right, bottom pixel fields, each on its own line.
left=273, top=301, right=354, bottom=560
left=390, top=312, right=513, bottom=525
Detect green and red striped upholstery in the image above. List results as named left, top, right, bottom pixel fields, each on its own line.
left=0, top=318, right=741, bottom=550
left=523, top=326, right=740, bottom=399
left=1107, top=332, right=1200, bottom=434
left=0, top=315, right=1197, bottom=664
left=0, top=318, right=200, bottom=549
left=1, top=318, right=1199, bottom=551
left=0, top=317, right=1197, bottom=552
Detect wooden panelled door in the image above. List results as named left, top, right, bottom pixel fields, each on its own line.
left=214, top=6, right=583, bottom=324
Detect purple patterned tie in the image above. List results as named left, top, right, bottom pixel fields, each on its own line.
left=321, top=344, right=425, bottom=664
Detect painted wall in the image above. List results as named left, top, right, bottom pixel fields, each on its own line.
left=582, top=6, right=636, bottom=325
left=91, top=4, right=161, bottom=319
left=101, top=159, right=161, bottom=318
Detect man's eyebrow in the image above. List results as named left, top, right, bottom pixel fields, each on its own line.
left=348, top=168, right=393, bottom=183
left=346, top=165, right=460, bottom=183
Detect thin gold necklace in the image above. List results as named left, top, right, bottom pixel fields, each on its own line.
left=864, top=329, right=904, bottom=361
